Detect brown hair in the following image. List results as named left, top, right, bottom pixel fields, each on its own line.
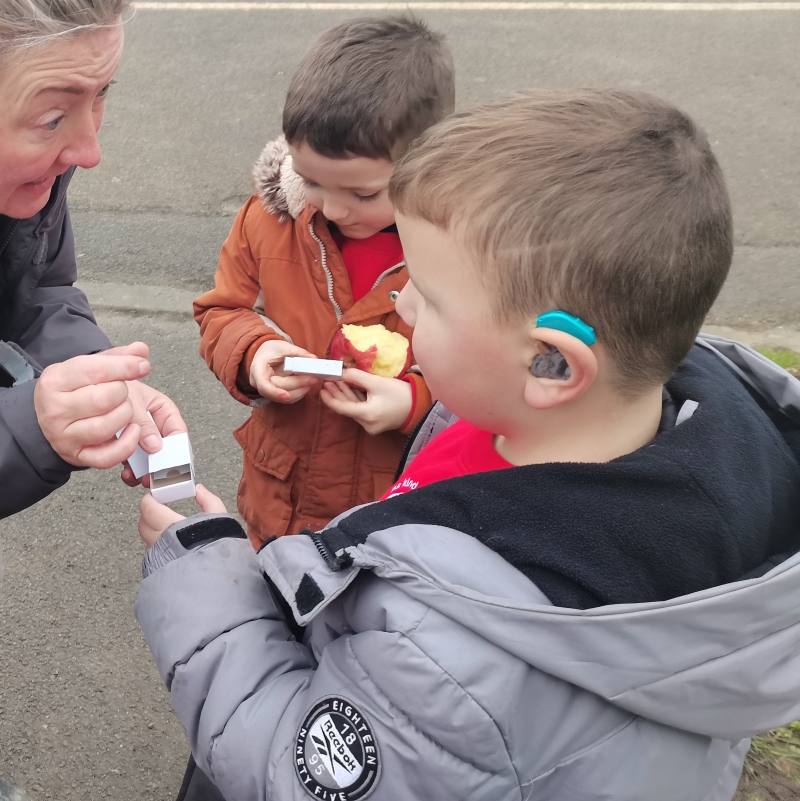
left=283, top=15, right=455, bottom=162
left=391, top=89, right=733, bottom=394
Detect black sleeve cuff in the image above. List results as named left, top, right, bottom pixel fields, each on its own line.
left=177, top=516, right=247, bottom=549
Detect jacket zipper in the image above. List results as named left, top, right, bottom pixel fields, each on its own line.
left=309, top=531, right=352, bottom=572
left=308, top=219, right=343, bottom=321
left=0, top=220, right=20, bottom=261
left=370, top=260, right=405, bottom=292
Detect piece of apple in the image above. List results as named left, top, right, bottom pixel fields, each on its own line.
left=330, top=324, right=411, bottom=379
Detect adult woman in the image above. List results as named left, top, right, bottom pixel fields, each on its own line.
left=0, top=0, right=185, bottom=519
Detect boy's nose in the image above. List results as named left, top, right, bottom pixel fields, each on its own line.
left=322, top=201, right=349, bottom=225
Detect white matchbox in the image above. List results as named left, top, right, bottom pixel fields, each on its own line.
left=125, top=443, right=150, bottom=480
left=148, top=432, right=197, bottom=504
left=283, top=357, right=344, bottom=379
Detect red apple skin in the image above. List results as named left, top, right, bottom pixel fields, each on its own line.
left=330, top=326, right=412, bottom=378
left=330, top=330, right=378, bottom=372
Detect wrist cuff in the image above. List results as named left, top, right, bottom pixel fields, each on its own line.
left=399, top=374, right=418, bottom=432
left=142, top=513, right=246, bottom=578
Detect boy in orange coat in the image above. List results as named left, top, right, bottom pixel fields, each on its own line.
left=194, top=16, right=455, bottom=546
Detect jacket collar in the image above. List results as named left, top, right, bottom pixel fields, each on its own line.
left=252, top=135, right=306, bottom=222
left=0, top=167, right=73, bottom=239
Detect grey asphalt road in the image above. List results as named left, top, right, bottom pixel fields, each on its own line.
left=2, top=4, right=800, bottom=800
left=69, top=2, right=800, bottom=326
left=0, top=311, right=249, bottom=801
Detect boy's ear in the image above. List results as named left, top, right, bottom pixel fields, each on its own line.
left=523, top=327, right=598, bottom=410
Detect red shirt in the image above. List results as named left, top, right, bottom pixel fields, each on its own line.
left=382, top=420, right=513, bottom=499
left=331, top=226, right=404, bottom=302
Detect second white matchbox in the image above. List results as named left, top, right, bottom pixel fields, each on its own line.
left=148, top=433, right=197, bottom=504
left=283, top=357, right=344, bottom=379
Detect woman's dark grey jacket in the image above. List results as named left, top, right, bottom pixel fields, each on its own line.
left=0, top=168, right=110, bottom=517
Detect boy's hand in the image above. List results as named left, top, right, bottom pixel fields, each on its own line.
left=320, top=369, right=412, bottom=435
left=250, top=340, right=319, bottom=403
left=138, top=484, right=228, bottom=548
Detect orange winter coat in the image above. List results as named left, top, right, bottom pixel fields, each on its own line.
left=194, top=137, right=432, bottom=546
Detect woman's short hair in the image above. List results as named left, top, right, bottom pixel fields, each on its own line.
left=0, top=0, right=131, bottom=64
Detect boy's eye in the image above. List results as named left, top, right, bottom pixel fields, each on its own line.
left=356, top=191, right=381, bottom=202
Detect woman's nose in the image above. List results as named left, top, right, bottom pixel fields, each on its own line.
left=60, top=115, right=103, bottom=170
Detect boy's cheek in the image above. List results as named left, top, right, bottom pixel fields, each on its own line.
left=303, top=187, right=324, bottom=211
left=395, top=291, right=415, bottom=327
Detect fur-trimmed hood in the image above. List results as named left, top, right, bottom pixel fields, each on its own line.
left=251, top=135, right=307, bottom=222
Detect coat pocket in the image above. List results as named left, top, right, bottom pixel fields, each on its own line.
left=234, top=416, right=298, bottom=480
left=234, top=417, right=300, bottom=543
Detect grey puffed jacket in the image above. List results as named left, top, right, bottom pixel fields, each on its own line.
left=0, top=168, right=111, bottom=518
left=136, top=335, right=800, bottom=801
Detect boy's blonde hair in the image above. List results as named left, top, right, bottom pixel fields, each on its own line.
left=283, top=15, right=455, bottom=161
left=390, top=89, right=733, bottom=394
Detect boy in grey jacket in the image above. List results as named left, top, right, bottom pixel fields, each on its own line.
left=135, top=90, right=800, bottom=801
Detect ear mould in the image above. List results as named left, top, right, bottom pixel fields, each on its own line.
left=535, top=311, right=596, bottom=347
left=530, top=311, right=596, bottom=380
left=531, top=345, right=572, bottom=380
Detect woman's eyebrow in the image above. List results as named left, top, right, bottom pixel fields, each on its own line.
left=34, top=86, right=83, bottom=98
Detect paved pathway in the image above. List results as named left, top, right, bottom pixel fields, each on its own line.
left=2, top=3, right=799, bottom=797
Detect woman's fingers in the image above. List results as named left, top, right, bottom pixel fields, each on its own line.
left=63, top=397, right=134, bottom=448
left=103, top=342, right=150, bottom=360
left=34, top=351, right=151, bottom=466
left=126, top=381, right=188, bottom=453
left=77, top=423, right=141, bottom=470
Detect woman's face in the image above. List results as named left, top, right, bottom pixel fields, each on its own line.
left=0, top=25, right=124, bottom=219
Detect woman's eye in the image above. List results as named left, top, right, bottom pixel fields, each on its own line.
left=356, top=191, right=380, bottom=202
left=43, top=115, right=65, bottom=131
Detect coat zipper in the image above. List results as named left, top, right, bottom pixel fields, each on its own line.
left=0, top=220, right=20, bottom=261
left=309, top=531, right=353, bottom=572
left=370, top=260, right=405, bottom=292
left=308, top=219, right=343, bottom=321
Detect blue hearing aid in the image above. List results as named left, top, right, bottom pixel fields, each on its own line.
left=535, top=310, right=596, bottom=346
left=531, top=311, right=596, bottom=380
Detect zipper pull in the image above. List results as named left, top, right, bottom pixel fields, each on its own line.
left=309, top=531, right=353, bottom=572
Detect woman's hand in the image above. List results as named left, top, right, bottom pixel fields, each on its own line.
left=138, top=484, right=228, bottom=548
left=249, top=340, right=319, bottom=403
left=119, top=379, right=188, bottom=487
left=34, top=342, right=151, bottom=469
left=320, top=369, right=412, bottom=435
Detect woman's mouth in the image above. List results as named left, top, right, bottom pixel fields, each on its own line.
left=21, top=175, right=57, bottom=196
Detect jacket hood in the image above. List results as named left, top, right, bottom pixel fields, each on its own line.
left=251, top=135, right=306, bottom=222
left=261, top=336, right=800, bottom=742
